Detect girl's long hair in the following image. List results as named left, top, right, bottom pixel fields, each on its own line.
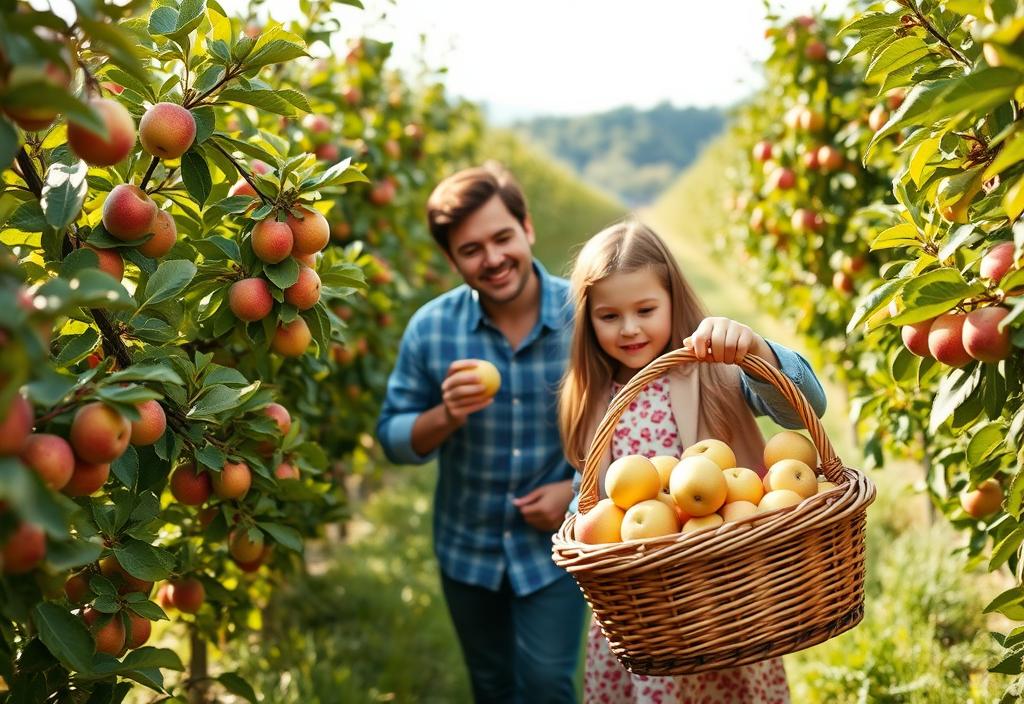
left=558, top=220, right=743, bottom=469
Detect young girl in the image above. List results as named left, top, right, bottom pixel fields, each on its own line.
left=558, top=221, right=827, bottom=704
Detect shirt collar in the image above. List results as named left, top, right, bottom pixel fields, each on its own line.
left=469, top=259, right=560, bottom=332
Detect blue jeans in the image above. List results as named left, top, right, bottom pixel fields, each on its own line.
left=440, top=571, right=585, bottom=704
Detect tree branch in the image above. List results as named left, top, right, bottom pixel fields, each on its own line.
left=16, top=147, right=134, bottom=370
left=209, top=137, right=273, bottom=204
left=139, top=156, right=160, bottom=191
left=911, top=3, right=969, bottom=66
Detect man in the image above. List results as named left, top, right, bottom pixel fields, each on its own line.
left=377, top=163, right=585, bottom=703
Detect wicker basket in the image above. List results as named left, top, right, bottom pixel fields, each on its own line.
left=551, top=347, right=876, bottom=676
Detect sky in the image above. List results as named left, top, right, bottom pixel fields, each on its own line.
left=317, top=0, right=843, bottom=123
left=42, top=0, right=844, bottom=123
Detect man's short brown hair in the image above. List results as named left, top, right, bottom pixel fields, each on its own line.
left=426, top=162, right=528, bottom=251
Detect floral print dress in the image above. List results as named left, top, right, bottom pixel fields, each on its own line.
left=584, top=375, right=791, bottom=704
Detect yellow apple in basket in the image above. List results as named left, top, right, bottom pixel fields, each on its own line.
left=669, top=455, right=727, bottom=517
left=757, top=489, right=803, bottom=514
left=682, top=513, right=724, bottom=533
left=655, top=491, right=690, bottom=524
left=817, top=481, right=838, bottom=493
left=722, top=467, right=764, bottom=505
left=574, top=498, right=625, bottom=544
left=765, top=459, right=818, bottom=498
left=720, top=500, right=758, bottom=522
left=682, top=438, right=736, bottom=470
left=620, top=499, right=680, bottom=540
left=649, top=455, right=679, bottom=492
left=763, top=430, right=817, bottom=470
left=605, top=455, right=661, bottom=510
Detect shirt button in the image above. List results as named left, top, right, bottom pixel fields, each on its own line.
left=504, top=530, right=512, bottom=539
left=512, top=397, right=520, bottom=405
left=512, top=448, right=521, bottom=457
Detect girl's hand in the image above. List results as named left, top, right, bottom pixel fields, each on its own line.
left=683, top=317, right=772, bottom=364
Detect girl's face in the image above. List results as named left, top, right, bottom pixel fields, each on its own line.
left=588, top=268, right=672, bottom=383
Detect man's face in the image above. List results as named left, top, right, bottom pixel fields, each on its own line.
left=445, top=195, right=535, bottom=306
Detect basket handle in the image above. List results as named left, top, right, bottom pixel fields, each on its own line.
left=577, top=347, right=842, bottom=515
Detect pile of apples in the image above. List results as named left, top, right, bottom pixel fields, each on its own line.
left=574, top=430, right=838, bottom=544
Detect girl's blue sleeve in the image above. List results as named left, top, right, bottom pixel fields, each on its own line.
left=740, top=340, right=827, bottom=427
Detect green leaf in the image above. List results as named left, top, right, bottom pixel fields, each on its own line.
left=119, top=646, right=184, bottom=671
left=41, top=158, right=88, bottom=229
left=105, top=365, right=183, bottom=385
left=111, top=445, right=139, bottom=490
left=263, top=258, right=299, bottom=289
left=128, top=600, right=169, bottom=621
left=968, top=422, right=1008, bottom=465
left=870, top=223, right=920, bottom=251
left=8, top=200, right=49, bottom=232
left=1007, top=467, right=1024, bottom=519
left=987, top=586, right=1024, bottom=615
left=112, top=538, right=175, bottom=581
left=257, top=522, right=302, bottom=553
left=188, top=384, right=244, bottom=419
left=930, top=364, right=983, bottom=433
left=865, top=36, right=930, bottom=82
left=0, top=84, right=104, bottom=134
left=0, top=459, right=68, bottom=538
left=890, top=268, right=985, bottom=324
left=217, top=672, right=258, bottom=703
left=991, top=525, right=1024, bottom=570
left=194, top=443, right=226, bottom=470
left=181, top=149, right=212, bottom=207
left=218, top=88, right=304, bottom=116
left=192, top=106, right=215, bottom=144
left=60, top=247, right=101, bottom=279
left=241, top=39, right=309, bottom=70
left=0, top=120, right=20, bottom=173
left=848, top=278, right=904, bottom=333
left=985, top=127, right=1024, bottom=181
left=46, top=538, right=103, bottom=572
left=34, top=602, right=96, bottom=674
left=138, top=260, right=197, bottom=311
left=55, top=328, right=100, bottom=366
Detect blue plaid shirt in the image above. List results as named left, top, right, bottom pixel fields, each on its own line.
left=376, top=260, right=573, bottom=596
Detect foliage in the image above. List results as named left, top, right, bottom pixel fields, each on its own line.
left=0, top=1, right=479, bottom=701
left=513, top=103, right=724, bottom=206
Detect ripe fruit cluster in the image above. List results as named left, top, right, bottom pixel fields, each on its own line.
left=1, top=393, right=167, bottom=576
left=228, top=200, right=334, bottom=357
left=574, top=431, right=836, bottom=544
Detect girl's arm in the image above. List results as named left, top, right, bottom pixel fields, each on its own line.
left=685, top=317, right=826, bottom=427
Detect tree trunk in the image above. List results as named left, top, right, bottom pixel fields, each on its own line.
left=188, top=627, right=210, bottom=704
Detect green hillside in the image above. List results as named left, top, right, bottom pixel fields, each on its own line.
left=514, top=103, right=725, bottom=206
